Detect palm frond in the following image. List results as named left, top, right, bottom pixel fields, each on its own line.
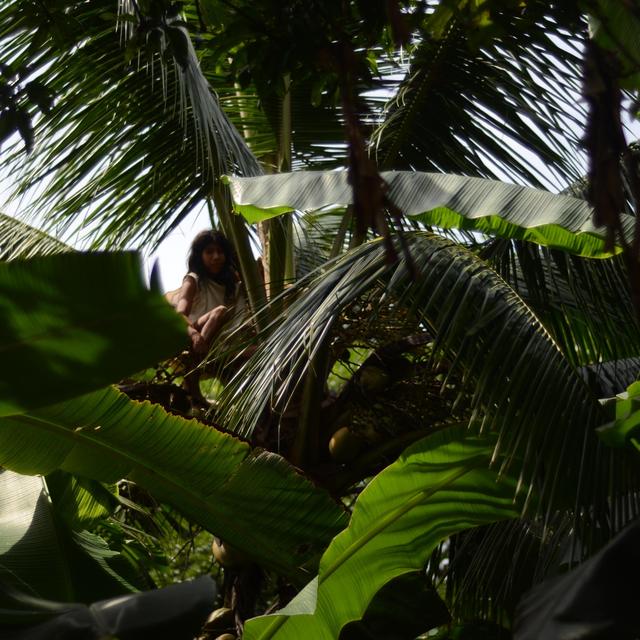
left=218, top=232, right=639, bottom=527
left=0, top=0, right=259, bottom=250
left=371, top=5, right=587, bottom=188
left=483, top=240, right=640, bottom=366
left=0, top=213, right=71, bottom=260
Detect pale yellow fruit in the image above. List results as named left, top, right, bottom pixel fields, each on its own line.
left=329, top=427, right=363, bottom=463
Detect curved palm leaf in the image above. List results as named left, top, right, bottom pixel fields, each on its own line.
left=371, top=5, right=587, bottom=188
left=244, top=427, right=521, bottom=639
left=227, top=171, right=633, bottom=256
left=0, top=386, right=348, bottom=580
left=0, top=251, right=185, bottom=416
left=0, top=0, right=259, bottom=250
left=0, top=214, right=71, bottom=261
left=218, top=232, right=638, bottom=527
left=482, top=240, right=640, bottom=366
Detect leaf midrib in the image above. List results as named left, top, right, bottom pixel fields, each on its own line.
left=10, top=412, right=299, bottom=578
left=255, top=456, right=493, bottom=639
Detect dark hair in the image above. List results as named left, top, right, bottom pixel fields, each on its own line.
left=187, top=230, right=238, bottom=303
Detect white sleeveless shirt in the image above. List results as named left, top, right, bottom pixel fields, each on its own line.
left=172, top=272, right=247, bottom=326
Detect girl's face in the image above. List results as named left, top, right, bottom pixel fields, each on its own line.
left=202, top=243, right=226, bottom=275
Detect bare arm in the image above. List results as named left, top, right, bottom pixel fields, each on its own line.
left=175, top=275, right=197, bottom=320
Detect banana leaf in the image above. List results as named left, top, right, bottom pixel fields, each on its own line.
left=0, top=469, right=139, bottom=605
left=0, top=387, right=349, bottom=580
left=0, top=251, right=186, bottom=416
left=226, top=171, right=633, bottom=257
left=339, top=572, right=450, bottom=640
left=44, top=471, right=117, bottom=531
left=244, top=427, right=521, bottom=639
left=1, top=576, right=217, bottom=640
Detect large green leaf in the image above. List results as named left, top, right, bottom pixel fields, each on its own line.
left=218, top=232, right=635, bottom=550
left=244, top=427, right=521, bottom=639
left=0, top=386, right=348, bottom=580
left=0, top=469, right=138, bottom=604
left=227, top=171, right=634, bottom=257
left=0, top=251, right=186, bottom=416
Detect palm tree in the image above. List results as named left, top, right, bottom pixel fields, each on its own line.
left=1, top=1, right=640, bottom=638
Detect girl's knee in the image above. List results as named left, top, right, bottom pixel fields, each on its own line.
left=211, top=305, right=228, bottom=319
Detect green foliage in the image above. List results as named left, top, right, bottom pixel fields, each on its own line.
left=244, top=427, right=521, bottom=639
left=1, top=1, right=639, bottom=637
left=587, top=0, right=640, bottom=92
left=0, top=251, right=186, bottom=416
left=44, top=472, right=117, bottom=532
left=0, top=469, right=140, bottom=606
left=597, top=380, right=640, bottom=448
left=0, top=386, right=348, bottom=580
left=228, top=171, right=632, bottom=257
left=327, top=347, right=373, bottom=395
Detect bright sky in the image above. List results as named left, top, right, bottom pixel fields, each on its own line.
left=0, top=160, right=207, bottom=294
left=146, top=208, right=209, bottom=293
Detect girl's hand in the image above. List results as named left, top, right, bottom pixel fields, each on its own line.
left=191, top=331, right=208, bottom=354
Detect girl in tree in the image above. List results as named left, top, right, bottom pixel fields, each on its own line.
left=171, top=229, right=246, bottom=355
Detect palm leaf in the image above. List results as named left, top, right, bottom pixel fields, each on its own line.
left=0, top=213, right=71, bottom=261
left=218, top=232, right=638, bottom=532
left=483, top=240, right=640, bottom=366
left=243, top=427, right=521, bottom=639
left=0, top=386, right=348, bottom=580
left=0, top=251, right=185, bottom=416
left=371, top=5, right=587, bottom=188
left=227, top=171, right=633, bottom=257
left=0, top=0, right=259, bottom=250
